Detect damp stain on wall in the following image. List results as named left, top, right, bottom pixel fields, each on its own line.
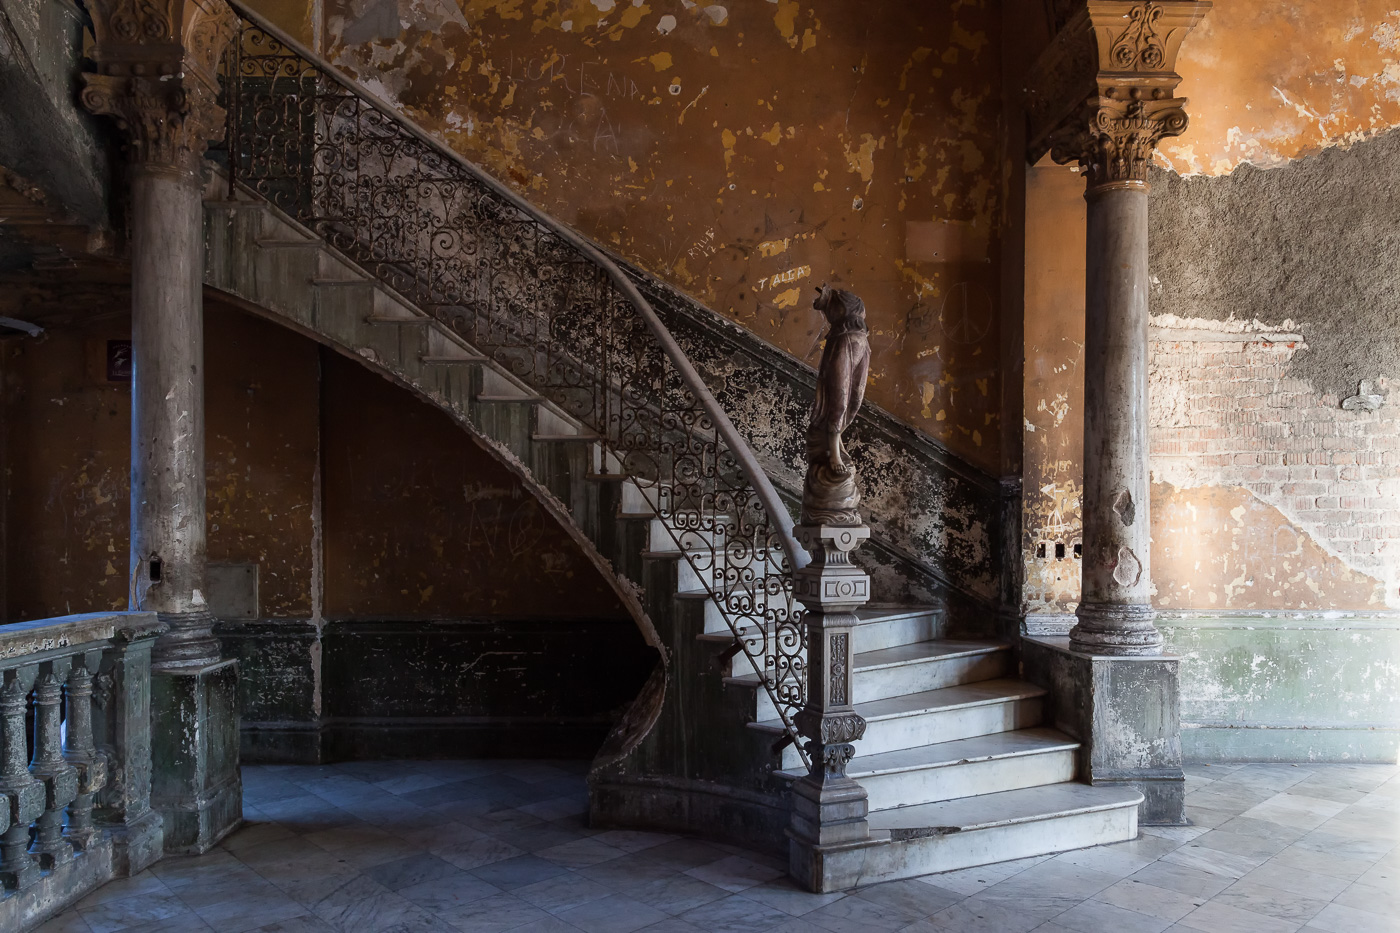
left=243, top=0, right=1009, bottom=472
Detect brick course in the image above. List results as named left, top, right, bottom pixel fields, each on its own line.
left=1150, top=336, right=1397, bottom=606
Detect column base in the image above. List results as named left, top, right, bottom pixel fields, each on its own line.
left=1070, top=602, right=1163, bottom=656
left=150, top=658, right=243, bottom=853
left=1021, top=636, right=1185, bottom=825
left=787, top=832, right=889, bottom=894
left=788, top=761, right=871, bottom=848
left=151, top=610, right=223, bottom=673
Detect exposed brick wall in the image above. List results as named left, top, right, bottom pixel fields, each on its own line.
left=1149, top=331, right=1398, bottom=610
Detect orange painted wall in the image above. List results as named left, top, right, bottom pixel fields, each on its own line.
left=241, top=0, right=1011, bottom=472
left=1165, top=1, right=1400, bottom=175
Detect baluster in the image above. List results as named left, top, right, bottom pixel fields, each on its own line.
left=64, top=652, right=108, bottom=851
left=30, top=659, right=78, bottom=869
left=0, top=665, right=43, bottom=890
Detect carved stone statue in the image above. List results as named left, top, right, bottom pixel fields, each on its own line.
left=802, top=284, right=871, bottom=526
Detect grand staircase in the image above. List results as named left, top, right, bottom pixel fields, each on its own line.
left=204, top=4, right=1143, bottom=890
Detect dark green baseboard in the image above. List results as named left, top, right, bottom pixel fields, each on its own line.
left=240, top=717, right=615, bottom=764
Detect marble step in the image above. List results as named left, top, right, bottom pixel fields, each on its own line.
left=778, top=728, right=1079, bottom=810
left=732, top=638, right=1009, bottom=723
left=753, top=679, right=1045, bottom=757
left=857, top=784, right=1142, bottom=881
left=476, top=367, right=541, bottom=402
left=640, top=517, right=772, bottom=556
left=851, top=640, right=1010, bottom=705
left=698, top=606, right=943, bottom=655
left=533, top=405, right=593, bottom=440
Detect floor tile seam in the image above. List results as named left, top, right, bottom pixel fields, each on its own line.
left=1333, top=878, right=1400, bottom=910
left=1176, top=895, right=1312, bottom=933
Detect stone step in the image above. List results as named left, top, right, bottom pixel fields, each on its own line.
left=777, top=728, right=1079, bottom=810
left=477, top=367, right=541, bottom=402
left=534, top=405, right=591, bottom=439
left=854, top=784, right=1142, bottom=881
left=698, top=606, right=943, bottom=654
left=753, top=679, right=1045, bottom=758
left=852, top=640, right=1010, bottom=704
left=731, top=638, right=1009, bottom=723
left=420, top=328, right=485, bottom=363
left=642, top=517, right=762, bottom=555
left=676, top=590, right=795, bottom=647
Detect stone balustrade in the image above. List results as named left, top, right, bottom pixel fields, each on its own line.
left=0, top=612, right=167, bottom=932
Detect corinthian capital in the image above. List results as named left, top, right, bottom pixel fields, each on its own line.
left=81, top=75, right=223, bottom=177
left=1051, top=92, right=1189, bottom=189
left=82, top=0, right=237, bottom=176
left=1026, top=1, right=1209, bottom=187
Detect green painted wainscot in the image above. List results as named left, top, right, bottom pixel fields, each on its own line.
left=1158, top=611, right=1400, bottom=764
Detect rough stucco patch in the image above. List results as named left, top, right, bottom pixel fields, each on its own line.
left=1149, top=129, right=1400, bottom=400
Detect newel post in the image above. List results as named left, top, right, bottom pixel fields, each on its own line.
left=787, top=286, right=884, bottom=891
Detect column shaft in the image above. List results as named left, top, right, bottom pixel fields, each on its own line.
left=1072, top=184, right=1160, bottom=655
left=129, top=167, right=219, bottom=669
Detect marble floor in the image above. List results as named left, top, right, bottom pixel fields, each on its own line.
left=39, top=758, right=1400, bottom=933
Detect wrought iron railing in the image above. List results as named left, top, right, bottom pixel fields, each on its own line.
left=221, top=4, right=811, bottom=760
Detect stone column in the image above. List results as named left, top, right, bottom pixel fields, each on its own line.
left=1050, top=1, right=1208, bottom=656
left=787, top=524, right=881, bottom=893
left=1029, top=0, right=1209, bottom=823
left=1071, top=121, right=1160, bottom=655
left=82, top=0, right=242, bottom=853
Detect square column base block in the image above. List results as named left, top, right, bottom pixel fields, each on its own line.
left=1021, top=636, right=1185, bottom=824
left=788, top=833, right=890, bottom=894
left=790, top=773, right=871, bottom=847
left=151, top=659, right=243, bottom=853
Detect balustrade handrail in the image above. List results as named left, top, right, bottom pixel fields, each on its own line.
left=0, top=611, right=166, bottom=929
left=221, top=0, right=806, bottom=577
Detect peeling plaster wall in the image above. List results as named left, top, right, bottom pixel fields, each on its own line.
left=1, top=324, right=130, bottom=617
left=1021, top=127, right=1400, bottom=758
left=243, top=0, right=1011, bottom=473
left=1022, top=150, right=1400, bottom=617
left=206, top=302, right=321, bottom=616
left=1164, top=2, right=1400, bottom=175
left=1021, top=159, right=1084, bottom=616
left=1, top=302, right=649, bottom=759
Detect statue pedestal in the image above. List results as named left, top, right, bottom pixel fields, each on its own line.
left=787, top=524, right=884, bottom=891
